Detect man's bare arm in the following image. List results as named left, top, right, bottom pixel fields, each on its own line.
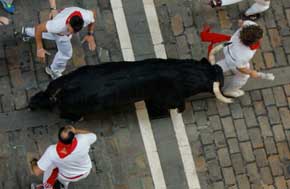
left=237, top=67, right=258, bottom=78
left=35, top=23, right=47, bottom=50
left=49, top=0, right=56, bottom=9
left=87, top=10, right=97, bottom=33
left=31, top=159, right=44, bottom=176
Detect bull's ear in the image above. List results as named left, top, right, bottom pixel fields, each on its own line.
left=200, top=57, right=210, bottom=64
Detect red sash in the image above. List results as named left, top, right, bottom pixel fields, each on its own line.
left=200, top=25, right=260, bottom=55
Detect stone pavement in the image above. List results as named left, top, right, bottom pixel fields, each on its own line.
left=0, top=0, right=290, bottom=188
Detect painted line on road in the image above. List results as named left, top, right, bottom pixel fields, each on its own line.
left=110, top=0, right=167, bottom=188
left=142, top=0, right=201, bottom=188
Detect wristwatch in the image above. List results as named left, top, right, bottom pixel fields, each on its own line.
left=50, top=7, right=57, bottom=11
left=88, top=31, right=94, bottom=36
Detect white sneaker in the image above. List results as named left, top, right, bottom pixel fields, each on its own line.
left=21, top=27, right=31, bottom=42
left=31, top=183, right=43, bottom=189
left=223, top=89, right=245, bottom=98
left=45, top=66, right=62, bottom=80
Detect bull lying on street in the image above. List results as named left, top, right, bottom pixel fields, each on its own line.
left=29, top=57, right=233, bottom=121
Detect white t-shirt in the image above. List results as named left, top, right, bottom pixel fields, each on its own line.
left=223, top=20, right=258, bottom=69
left=38, top=133, right=97, bottom=177
left=46, top=7, right=95, bottom=35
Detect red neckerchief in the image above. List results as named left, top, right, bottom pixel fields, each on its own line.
left=56, top=138, right=78, bottom=159
left=249, top=41, right=260, bottom=50
left=66, top=11, right=83, bottom=24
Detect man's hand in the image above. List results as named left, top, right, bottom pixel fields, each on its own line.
left=66, top=125, right=76, bottom=134
left=48, top=9, right=58, bottom=19
left=37, top=48, right=51, bottom=63
left=257, top=72, right=275, bottom=80
left=82, top=35, right=96, bottom=51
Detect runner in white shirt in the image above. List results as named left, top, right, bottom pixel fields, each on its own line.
left=209, top=0, right=270, bottom=21
left=22, top=7, right=96, bottom=79
left=216, top=20, right=274, bottom=97
left=30, top=125, right=97, bottom=189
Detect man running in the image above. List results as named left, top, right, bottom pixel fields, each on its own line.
left=22, top=7, right=96, bottom=79
left=30, top=125, right=97, bottom=189
left=210, top=0, right=270, bottom=21
left=215, top=20, right=274, bottom=97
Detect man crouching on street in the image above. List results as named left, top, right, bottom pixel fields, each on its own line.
left=30, top=125, right=97, bottom=189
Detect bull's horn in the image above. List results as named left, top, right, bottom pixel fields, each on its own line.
left=213, top=82, right=233, bottom=103
left=209, top=44, right=224, bottom=65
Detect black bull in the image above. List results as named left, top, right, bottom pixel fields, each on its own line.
left=29, top=58, right=231, bottom=120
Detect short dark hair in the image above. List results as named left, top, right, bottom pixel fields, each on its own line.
left=240, top=25, right=263, bottom=46
left=58, top=126, right=75, bottom=144
left=69, top=16, right=84, bottom=33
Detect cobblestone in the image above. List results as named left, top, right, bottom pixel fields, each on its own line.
left=254, top=149, right=268, bottom=168
left=269, top=155, right=284, bottom=176
left=248, top=128, right=264, bottom=149
left=236, top=174, right=250, bottom=189
left=268, top=107, right=281, bottom=125
left=273, top=125, right=286, bottom=142
left=221, top=117, right=236, bottom=138
left=262, top=89, right=275, bottom=106
left=264, top=137, right=278, bottom=155
left=243, top=107, right=258, bottom=127
left=217, top=148, right=231, bottom=167
left=228, top=138, right=240, bottom=154
left=231, top=153, right=245, bottom=175
left=240, top=142, right=255, bottom=163
left=234, top=119, right=249, bottom=141
left=260, top=167, right=274, bottom=185
left=223, top=167, right=236, bottom=186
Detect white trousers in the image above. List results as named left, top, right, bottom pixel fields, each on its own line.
left=43, top=165, right=90, bottom=189
left=217, top=59, right=250, bottom=92
left=221, top=0, right=270, bottom=15
left=25, top=27, right=73, bottom=75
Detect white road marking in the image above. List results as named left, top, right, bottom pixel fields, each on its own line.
left=110, top=1, right=167, bottom=188
left=170, top=110, right=201, bottom=189
left=142, top=0, right=201, bottom=188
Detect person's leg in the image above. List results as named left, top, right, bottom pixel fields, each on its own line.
left=49, top=36, right=73, bottom=76
left=24, top=27, right=56, bottom=40
left=245, top=0, right=270, bottom=16
left=42, top=166, right=58, bottom=189
left=216, top=58, right=230, bottom=72
left=223, top=63, right=250, bottom=97
left=58, top=171, right=90, bottom=189
left=221, top=0, right=243, bottom=6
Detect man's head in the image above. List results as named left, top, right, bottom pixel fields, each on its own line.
left=58, top=126, right=75, bottom=144
left=240, top=24, right=263, bottom=47
left=67, top=15, right=84, bottom=33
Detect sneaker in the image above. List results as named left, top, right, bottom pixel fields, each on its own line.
left=0, top=0, right=15, bottom=14
left=14, top=27, right=31, bottom=41
left=45, top=66, right=62, bottom=80
left=241, top=13, right=261, bottom=21
left=223, top=89, right=245, bottom=98
left=31, top=183, right=43, bottom=189
left=209, top=0, right=222, bottom=8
